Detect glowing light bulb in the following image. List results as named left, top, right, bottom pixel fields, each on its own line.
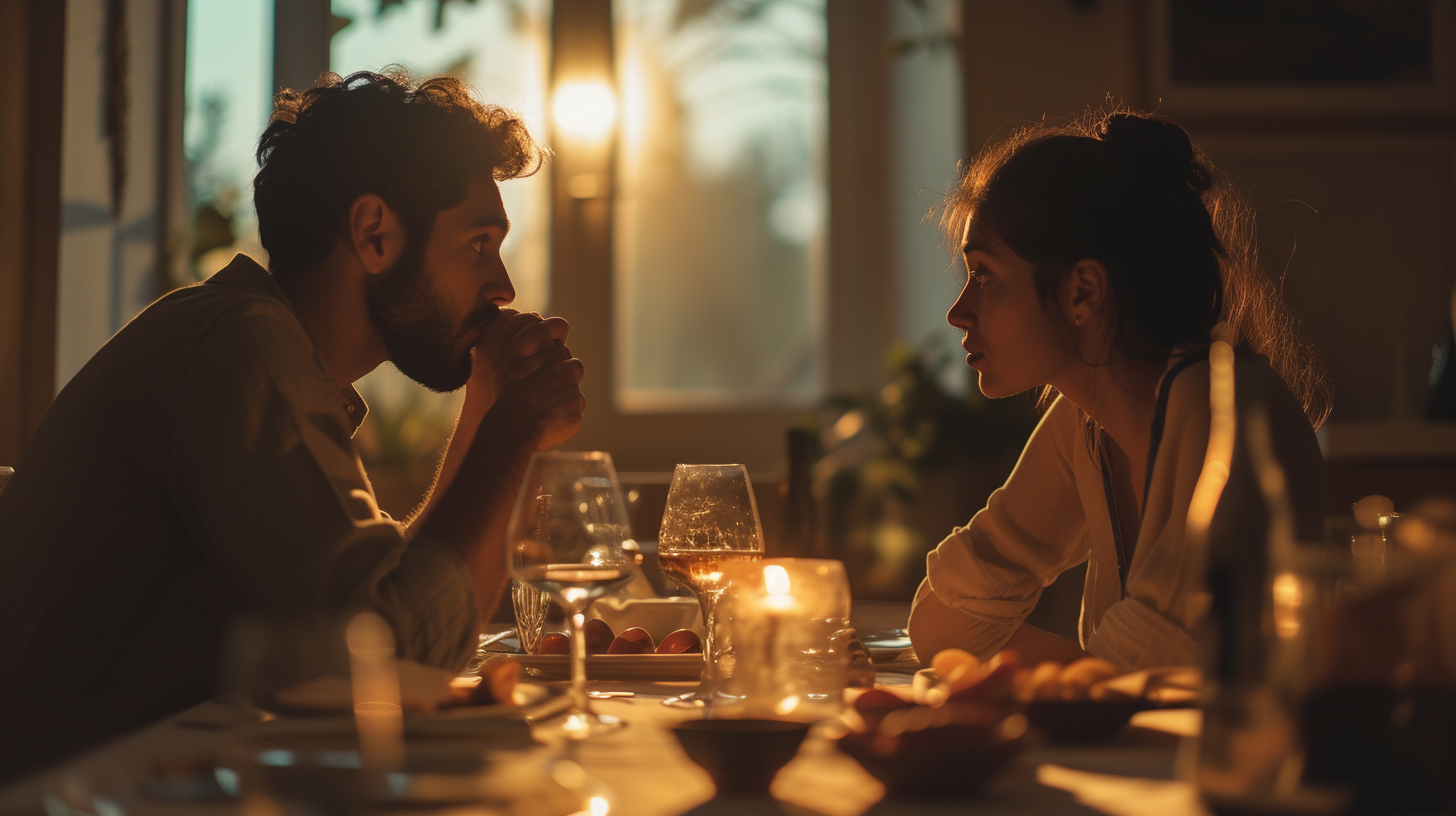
left=553, top=80, right=617, bottom=142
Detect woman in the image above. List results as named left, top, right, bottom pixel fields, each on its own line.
left=908, top=111, right=1330, bottom=670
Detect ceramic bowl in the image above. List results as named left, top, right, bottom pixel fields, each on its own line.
left=670, top=719, right=810, bottom=795
left=1023, top=699, right=1150, bottom=743
left=836, top=723, right=1021, bottom=799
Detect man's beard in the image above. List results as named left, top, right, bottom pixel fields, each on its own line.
left=365, top=242, right=495, bottom=393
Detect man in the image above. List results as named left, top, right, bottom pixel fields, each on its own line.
left=0, top=71, right=582, bottom=778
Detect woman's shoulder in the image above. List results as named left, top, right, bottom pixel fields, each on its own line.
left=1034, top=392, right=1094, bottom=445
left=1161, top=345, right=1313, bottom=434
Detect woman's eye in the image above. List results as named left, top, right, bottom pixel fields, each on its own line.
left=970, top=267, right=990, bottom=286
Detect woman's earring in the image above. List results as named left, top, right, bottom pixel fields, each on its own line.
left=1074, top=314, right=1082, bottom=326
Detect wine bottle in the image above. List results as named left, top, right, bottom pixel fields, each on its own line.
left=779, top=428, right=824, bottom=557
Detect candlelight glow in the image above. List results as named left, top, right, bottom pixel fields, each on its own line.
left=764, top=564, right=791, bottom=598
left=589, top=796, right=611, bottom=816
left=553, top=80, right=617, bottom=142
left=1272, top=572, right=1304, bottom=639
left=346, top=612, right=404, bottom=772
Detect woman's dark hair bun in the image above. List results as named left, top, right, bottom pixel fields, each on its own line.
left=1098, top=113, right=1211, bottom=193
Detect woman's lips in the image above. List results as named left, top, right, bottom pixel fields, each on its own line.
left=966, top=351, right=985, bottom=365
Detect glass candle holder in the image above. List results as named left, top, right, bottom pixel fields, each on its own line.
left=714, top=558, right=851, bottom=722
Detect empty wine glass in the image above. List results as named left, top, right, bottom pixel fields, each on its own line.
left=507, top=451, right=640, bottom=738
left=511, top=579, right=553, bottom=655
left=657, top=464, right=765, bottom=708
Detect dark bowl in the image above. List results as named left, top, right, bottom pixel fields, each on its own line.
left=836, top=724, right=1021, bottom=799
left=1024, top=698, right=1149, bottom=743
left=670, top=719, right=811, bottom=795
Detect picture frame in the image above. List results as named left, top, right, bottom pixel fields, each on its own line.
left=1147, top=0, right=1456, bottom=117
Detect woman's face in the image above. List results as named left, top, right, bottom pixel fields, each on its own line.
left=948, top=223, right=1075, bottom=398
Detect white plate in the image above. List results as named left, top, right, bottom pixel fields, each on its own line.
left=588, top=597, right=703, bottom=642
left=508, top=653, right=703, bottom=681
left=258, top=683, right=555, bottom=738
left=248, top=688, right=553, bottom=744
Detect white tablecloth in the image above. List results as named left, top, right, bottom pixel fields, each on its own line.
left=0, top=675, right=1200, bottom=816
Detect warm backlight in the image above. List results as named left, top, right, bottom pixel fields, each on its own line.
left=553, top=80, right=618, bottom=142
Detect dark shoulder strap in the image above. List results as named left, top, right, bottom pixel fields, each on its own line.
left=1143, top=348, right=1212, bottom=512
left=1098, top=439, right=1130, bottom=599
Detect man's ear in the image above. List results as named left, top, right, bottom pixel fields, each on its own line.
left=347, top=193, right=404, bottom=275
left=1061, top=258, right=1109, bottom=327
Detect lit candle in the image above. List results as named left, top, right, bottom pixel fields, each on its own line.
left=763, top=564, right=795, bottom=610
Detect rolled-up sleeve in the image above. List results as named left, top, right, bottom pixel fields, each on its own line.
left=919, top=397, right=1091, bottom=659
left=168, top=298, right=478, bottom=676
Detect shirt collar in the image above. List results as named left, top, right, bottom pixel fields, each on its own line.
left=205, top=254, right=370, bottom=434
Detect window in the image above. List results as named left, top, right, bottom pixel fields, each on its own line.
left=183, top=0, right=273, bottom=280
left=613, top=0, right=827, bottom=411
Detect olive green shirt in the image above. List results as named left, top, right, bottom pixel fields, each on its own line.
left=0, top=255, right=477, bottom=780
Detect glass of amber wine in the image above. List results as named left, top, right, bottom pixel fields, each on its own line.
left=657, top=464, right=765, bottom=707
left=508, top=451, right=639, bottom=738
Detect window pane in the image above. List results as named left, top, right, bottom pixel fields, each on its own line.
left=614, top=0, right=827, bottom=412
left=184, top=0, right=273, bottom=280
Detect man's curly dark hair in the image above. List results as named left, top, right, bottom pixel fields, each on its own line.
left=253, top=69, right=546, bottom=277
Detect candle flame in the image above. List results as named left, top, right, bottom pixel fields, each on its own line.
left=764, top=565, right=791, bottom=597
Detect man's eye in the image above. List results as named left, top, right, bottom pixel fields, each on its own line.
left=471, top=237, right=489, bottom=255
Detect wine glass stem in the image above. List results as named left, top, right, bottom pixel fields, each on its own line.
left=696, top=592, right=720, bottom=685
left=567, top=604, right=590, bottom=715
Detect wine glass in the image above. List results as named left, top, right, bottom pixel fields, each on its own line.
left=507, top=451, right=640, bottom=737
left=657, top=464, right=765, bottom=708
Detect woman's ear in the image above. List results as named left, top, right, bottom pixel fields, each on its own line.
left=1061, top=258, right=1109, bottom=327
left=348, top=194, right=404, bottom=275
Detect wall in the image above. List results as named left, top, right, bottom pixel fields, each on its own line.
left=56, top=0, right=186, bottom=390
left=0, top=0, right=65, bottom=466
left=958, top=0, right=1456, bottom=471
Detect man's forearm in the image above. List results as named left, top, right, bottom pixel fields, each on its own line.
left=406, top=380, right=494, bottom=531
left=413, top=413, right=534, bottom=624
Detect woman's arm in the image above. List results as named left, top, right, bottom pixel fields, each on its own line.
left=1002, top=622, right=1090, bottom=665
left=911, top=580, right=1089, bottom=665
left=911, top=397, right=1091, bottom=663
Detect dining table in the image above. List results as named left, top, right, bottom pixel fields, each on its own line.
left=0, top=603, right=1206, bottom=816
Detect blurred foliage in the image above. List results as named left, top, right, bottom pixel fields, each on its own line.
left=816, top=340, right=1038, bottom=496
left=812, top=340, right=1038, bottom=597
left=889, top=0, right=959, bottom=58
left=352, top=368, right=463, bottom=469
left=183, top=90, right=239, bottom=282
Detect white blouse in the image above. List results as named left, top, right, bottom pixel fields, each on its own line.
left=915, top=349, right=1326, bottom=670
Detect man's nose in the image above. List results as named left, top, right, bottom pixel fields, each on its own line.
left=488, top=265, right=516, bottom=306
